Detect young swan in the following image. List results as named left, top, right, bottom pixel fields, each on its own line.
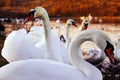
left=0, top=29, right=112, bottom=80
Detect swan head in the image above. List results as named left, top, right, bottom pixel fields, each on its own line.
left=66, top=19, right=78, bottom=27
left=60, top=35, right=66, bottom=43
left=82, top=19, right=88, bottom=30
left=24, top=6, right=47, bottom=23
left=104, top=41, right=115, bottom=64
left=83, top=20, right=88, bottom=30
left=24, top=9, right=36, bottom=23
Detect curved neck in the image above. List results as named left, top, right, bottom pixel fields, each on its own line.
left=57, top=23, right=61, bottom=37
left=69, top=31, right=102, bottom=80
left=65, top=24, right=70, bottom=49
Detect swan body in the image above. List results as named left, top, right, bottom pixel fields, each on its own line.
left=27, top=26, right=44, bottom=45
left=2, top=28, right=44, bottom=62
left=0, top=59, right=85, bottom=80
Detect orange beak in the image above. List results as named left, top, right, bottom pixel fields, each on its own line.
left=72, top=22, right=78, bottom=27
left=83, top=26, right=88, bottom=30
left=105, top=48, right=115, bottom=64
left=83, top=22, right=88, bottom=30
left=24, top=13, right=34, bottom=24
left=24, top=9, right=36, bottom=24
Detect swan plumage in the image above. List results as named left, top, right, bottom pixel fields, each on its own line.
left=2, top=6, right=69, bottom=64
left=2, top=28, right=44, bottom=62
left=26, top=19, right=44, bottom=45
left=113, top=37, right=120, bottom=63
left=2, top=24, right=113, bottom=80
left=0, top=59, right=85, bottom=80
left=0, top=28, right=115, bottom=80
left=27, top=26, right=44, bottom=45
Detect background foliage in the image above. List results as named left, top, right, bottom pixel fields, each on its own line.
left=0, top=0, right=120, bottom=18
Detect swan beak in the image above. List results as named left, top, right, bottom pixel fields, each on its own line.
left=24, top=13, right=34, bottom=24
left=72, top=22, right=78, bottom=27
left=105, top=48, right=115, bottom=64
left=24, top=9, right=36, bottom=24
left=83, top=22, right=88, bottom=30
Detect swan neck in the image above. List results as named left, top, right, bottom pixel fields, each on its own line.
left=41, top=11, right=54, bottom=58
left=57, top=23, right=61, bottom=37
left=65, top=24, right=70, bottom=49
left=42, top=13, right=52, bottom=41
left=69, top=33, right=102, bottom=80
left=69, top=37, right=90, bottom=76
left=41, top=10, right=63, bottom=62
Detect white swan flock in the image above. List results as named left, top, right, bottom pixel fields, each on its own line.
left=0, top=6, right=116, bottom=80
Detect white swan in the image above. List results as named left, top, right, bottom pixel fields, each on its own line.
left=79, top=18, right=89, bottom=31
left=0, top=27, right=115, bottom=80
left=74, top=29, right=115, bottom=64
left=79, top=19, right=115, bottom=65
left=25, top=7, right=70, bottom=64
left=63, top=19, right=78, bottom=49
left=2, top=8, right=69, bottom=63
left=56, top=19, right=78, bottom=49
